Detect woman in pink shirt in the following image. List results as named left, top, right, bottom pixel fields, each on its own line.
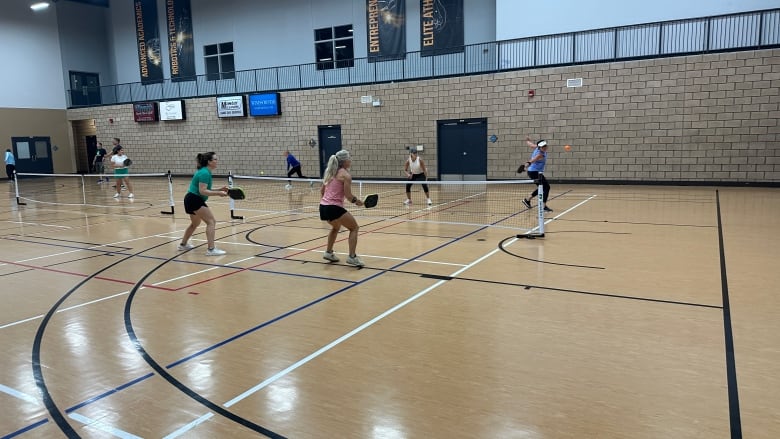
left=319, top=150, right=365, bottom=267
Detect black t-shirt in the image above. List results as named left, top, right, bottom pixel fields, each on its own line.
left=95, top=148, right=107, bottom=162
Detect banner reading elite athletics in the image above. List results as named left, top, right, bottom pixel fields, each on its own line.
left=367, top=0, right=406, bottom=62
left=134, top=0, right=163, bottom=84
left=421, top=0, right=464, bottom=57
left=166, top=0, right=195, bottom=81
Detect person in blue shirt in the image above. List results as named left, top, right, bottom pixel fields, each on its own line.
left=521, top=137, right=553, bottom=212
left=5, top=149, right=16, bottom=182
left=284, top=150, right=313, bottom=189
left=285, top=150, right=306, bottom=178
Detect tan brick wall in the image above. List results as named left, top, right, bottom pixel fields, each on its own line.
left=67, top=48, right=780, bottom=182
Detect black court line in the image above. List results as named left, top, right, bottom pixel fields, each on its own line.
left=123, top=251, right=287, bottom=439
left=250, top=252, right=722, bottom=310
left=31, top=239, right=185, bottom=438
left=554, top=218, right=717, bottom=228
left=498, top=236, right=607, bottom=270
left=715, top=190, right=742, bottom=438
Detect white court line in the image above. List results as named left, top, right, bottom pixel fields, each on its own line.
left=162, top=413, right=215, bottom=439
left=222, top=233, right=518, bottom=409
left=68, top=412, right=142, bottom=439
left=0, top=256, right=255, bottom=331
left=3, top=220, right=71, bottom=229
left=0, top=384, right=40, bottom=405
left=216, top=195, right=598, bottom=413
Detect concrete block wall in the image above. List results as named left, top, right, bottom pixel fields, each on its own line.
left=67, top=48, right=780, bottom=183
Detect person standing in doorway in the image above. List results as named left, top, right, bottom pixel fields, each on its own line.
left=93, top=142, right=109, bottom=183
left=5, top=148, right=15, bottom=182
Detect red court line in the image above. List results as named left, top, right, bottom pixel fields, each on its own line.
left=0, top=259, right=176, bottom=291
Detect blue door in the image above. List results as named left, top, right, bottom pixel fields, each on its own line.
left=12, top=137, right=53, bottom=174
left=318, top=125, right=342, bottom=177
left=437, top=118, right=488, bottom=180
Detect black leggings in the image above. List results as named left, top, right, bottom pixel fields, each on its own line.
left=287, top=165, right=304, bottom=178
left=6, top=164, right=15, bottom=181
left=406, top=173, right=429, bottom=193
left=527, top=171, right=550, bottom=203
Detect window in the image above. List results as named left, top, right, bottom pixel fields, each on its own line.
left=204, top=42, right=235, bottom=81
left=314, top=24, right=354, bottom=70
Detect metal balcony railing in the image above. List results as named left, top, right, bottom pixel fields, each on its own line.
left=67, top=8, right=780, bottom=108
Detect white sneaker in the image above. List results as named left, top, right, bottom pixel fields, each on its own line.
left=309, top=180, right=315, bottom=187
left=346, top=255, right=365, bottom=267
left=177, top=243, right=194, bottom=251
left=323, top=251, right=340, bottom=262
left=403, top=199, right=412, bottom=205
left=128, top=193, right=134, bottom=198
left=427, top=199, right=433, bottom=206
left=285, top=184, right=292, bottom=190
left=205, top=248, right=226, bottom=256
left=113, top=193, right=120, bottom=198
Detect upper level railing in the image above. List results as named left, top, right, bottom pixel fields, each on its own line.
left=67, top=8, right=780, bottom=108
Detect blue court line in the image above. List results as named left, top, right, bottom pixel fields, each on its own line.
left=1, top=419, right=49, bottom=439
left=6, top=197, right=538, bottom=437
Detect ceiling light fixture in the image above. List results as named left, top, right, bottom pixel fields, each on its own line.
left=30, top=2, right=51, bottom=11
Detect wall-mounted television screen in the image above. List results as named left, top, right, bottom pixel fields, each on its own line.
left=133, top=102, right=158, bottom=122
left=159, top=100, right=186, bottom=121
left=216, top=95, right=247, bottom=118
left=248, top=92, right=281, bottom=117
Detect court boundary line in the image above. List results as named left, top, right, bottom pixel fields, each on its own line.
left=715, top=190, right=742, bottom=438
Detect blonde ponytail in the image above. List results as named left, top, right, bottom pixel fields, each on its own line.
left=322, top=155, right=340, bottom=185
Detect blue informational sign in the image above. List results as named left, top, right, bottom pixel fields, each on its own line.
left=248, top=93, right=281, bottom=117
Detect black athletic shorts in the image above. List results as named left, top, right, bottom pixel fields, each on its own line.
left=319, top=204, right=347, bottom=221
left=184, top=192, right=207, bottom=215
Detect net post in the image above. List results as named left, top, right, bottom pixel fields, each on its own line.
left=161, top=170, right=175, bottom=215
left=228, top=171, right=244, bottom=220
left=13, top=170, right=26, bottom=206
left=536, top=174, right=545, bottom=237
left=81, top=174, right=87, bottom=205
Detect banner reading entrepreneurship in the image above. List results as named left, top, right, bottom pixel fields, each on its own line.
left=166, top=0, right=195, bottom=81
left=367, top=0, right=406, bottom=62
left=421, top=0, right=464, bottom=56
left=134, top=0, right=163, bottom=84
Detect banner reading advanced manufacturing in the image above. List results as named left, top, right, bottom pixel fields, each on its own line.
left=166, top=0, right=195, bottom=81
left=134, top=0, right=163, bottom=84
left=421, top=0, right=464, bottom=56
left=367, top=0, right=406, bottom=62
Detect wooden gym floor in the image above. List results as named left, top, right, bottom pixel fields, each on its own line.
left=1, top=180, right=778, bottom=439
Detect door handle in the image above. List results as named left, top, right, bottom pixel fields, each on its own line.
left=463, top=152, right=467, bottom=156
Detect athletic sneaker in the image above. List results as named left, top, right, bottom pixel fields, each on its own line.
left=323, top=251, right=340, bottom=262
left=113, top=193, right=120, bottom=198
left=403, top=199, right=412, bottom=205
left=127, top=193, right=134, bottom=198
left=543, top=206, right=553, bottom=212
left=309, top=180, right=315, bottom=187
left=205, top=248, right=226, bottom=256
left=522, top=198, right=531, bottom=208
left=177, top=243, right=194, bottom=251
left=426, top=198, right=433, bottom=206
left=346, top=255, right=365, bottom=267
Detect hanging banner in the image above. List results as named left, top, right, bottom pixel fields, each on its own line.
left=367, top=0, right=406, bottom=62
left=421, top=0, right=464, bottom=57
left=166, top=0, right=196, bottom=81
left=134, top=0, right=164, bottom=84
